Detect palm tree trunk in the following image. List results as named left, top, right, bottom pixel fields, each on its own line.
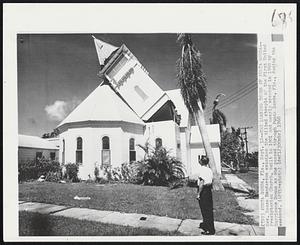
left=193, top=109, right=224, bottom=191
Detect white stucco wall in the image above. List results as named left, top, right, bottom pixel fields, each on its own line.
left=180, top=124, right=221, bottom=176
left=190, top=146, right=221, bottom=175
left=179, top=130, right=188, bottom=175
left=58, top=121, right=221, bottom=179
left=145, top=120, right=179, bottom=157
left=121, top=124, right=145, bottom=163
left=60, top=127, right=124, bottom=179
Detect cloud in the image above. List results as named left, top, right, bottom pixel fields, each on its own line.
left=45, top=98, right=81, bottom=122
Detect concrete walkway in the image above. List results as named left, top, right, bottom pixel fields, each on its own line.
left=19, top=201, right=265, bottom=236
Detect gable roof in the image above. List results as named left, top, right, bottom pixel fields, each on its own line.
left=166, top=89, right=189, bottom=127
left=19, top=134, right=59, bottom=150
left=57, top=83, right=144, bottom=128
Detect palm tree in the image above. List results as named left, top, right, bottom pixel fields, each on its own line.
left=211, top=94, right=227, bottom=134
left=212, top=109, right=227, bottom=134
left=176, top=34, right=224, bottom=191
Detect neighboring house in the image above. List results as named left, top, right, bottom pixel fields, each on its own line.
left=56, top=37, right=221, bottom=180
left=18, top=134, right=59, bottom=162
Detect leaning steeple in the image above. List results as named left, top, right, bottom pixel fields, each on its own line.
left=92, top=35, right=119, bottom=66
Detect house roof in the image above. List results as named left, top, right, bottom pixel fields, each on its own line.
left=166, top=89, right=189, bottom=127
left=19, top=134, right=59, bottom=150
left=57, top=83, right=145, bottom=128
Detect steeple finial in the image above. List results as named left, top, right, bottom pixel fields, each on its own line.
left=92, top=36, right=118, bottom=66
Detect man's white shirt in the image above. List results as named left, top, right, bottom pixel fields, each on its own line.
left=197, top=165, right=213, bottom=185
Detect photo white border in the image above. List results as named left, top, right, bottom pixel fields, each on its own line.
left=3, top=3, right=297, bottom=242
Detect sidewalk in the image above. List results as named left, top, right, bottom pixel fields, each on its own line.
left=19, top=201, right=265, bottom=236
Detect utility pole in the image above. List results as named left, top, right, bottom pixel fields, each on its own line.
left=238, top=126, right=253, bottom=171
left=239, top=126, right=253, bottom=155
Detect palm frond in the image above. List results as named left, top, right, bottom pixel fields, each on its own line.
left=176, top=33, right=207, bottom=113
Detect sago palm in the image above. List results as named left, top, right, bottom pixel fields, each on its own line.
left=176, top=33, right=224, bottom=190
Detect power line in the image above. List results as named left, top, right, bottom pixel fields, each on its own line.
left=206, top=84, right=257, bottom=113
left=216, top=85, right=257, bottom=111
left=207, top=81, right=257, bottom=110
left=206, top=79, right=257, bottom=111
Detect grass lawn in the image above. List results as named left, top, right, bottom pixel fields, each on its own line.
left=19, top=182, right=254, bottom=225
left=19, top=211, right=182, bottom=236
left=235, top=168, right=259, bottom=193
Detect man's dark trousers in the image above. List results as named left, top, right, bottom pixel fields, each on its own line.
left=199, top=185, right=215, bottom=234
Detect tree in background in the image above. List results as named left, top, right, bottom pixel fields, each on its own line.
left=176, top=34, right=224, bottom=190
left=210, top=93, right=227, bottom=134
left=247, top=151, right=258, bottom=168
left=42, top=128, right=60, bottom=138
left=220, top=127, right=244, bottom=171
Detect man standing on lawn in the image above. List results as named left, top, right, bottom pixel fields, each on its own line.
left=197, top=155, right=216, bottom=235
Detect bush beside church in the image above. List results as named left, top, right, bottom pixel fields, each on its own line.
left=18, top=146, right=185, bottom=187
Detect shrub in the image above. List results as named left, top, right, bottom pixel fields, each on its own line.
left=247, top=151, right=258, bottom=168
left=64, top=163, right=79, bottom=182
left=93, top=166, right=109, bottom=183
left=94, top=166, right=100, bottom=179
left=19, top=160, right=37, bottom=181
left=186, top=178, right=198, bottom=187
left=95, top=177, right=109, bottom=184
left=118, top=162, right=140, bottom=183
left=45, top=171, right=62, bottom=182
left=135, top=146, right=185, bottom=186
left=103, top=165, right=112, bottom=181
left=18, top=157, right=62, bottom=182
left=111, top=167, right=122, bottom=181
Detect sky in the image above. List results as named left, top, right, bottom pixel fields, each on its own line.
left=17, top=33, right=258, bottom=151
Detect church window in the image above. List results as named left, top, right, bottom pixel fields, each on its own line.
left=129, top=138, right=136, bottom=162
left=134, top=85, right=148, bottom=101
left=76, top=137, right=83, bottom=164
left=36, top=152, right=42, bottom=160
left=102, top=136, right=111, bottom=167
left=50, top=152, right=56, bottom=161
left=62, top=139, right=65, bottom=164
left=155, top=138, right=162, bottom=148
left=102, top=136, right=110, bottom=150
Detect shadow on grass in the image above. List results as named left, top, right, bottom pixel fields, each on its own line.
left=20, top=212, right=53, bottom=236
left=19, top=211, right=183, bottom=236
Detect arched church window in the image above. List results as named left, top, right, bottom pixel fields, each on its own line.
left=102, top=136, right=111, bottom=167
left=134, top=85, right=148, bottom=101
left=76, top=137, right=83, bottom=164
left=62, top=139, right=65, bottom=164
left=129, top=138, right=136, bottom=162
left=102, top=136, right=110, bottom=150
left=155, top=138, right=162, bottom=148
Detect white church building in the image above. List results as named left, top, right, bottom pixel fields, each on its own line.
left=56, top=36, right=221, bottom=180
